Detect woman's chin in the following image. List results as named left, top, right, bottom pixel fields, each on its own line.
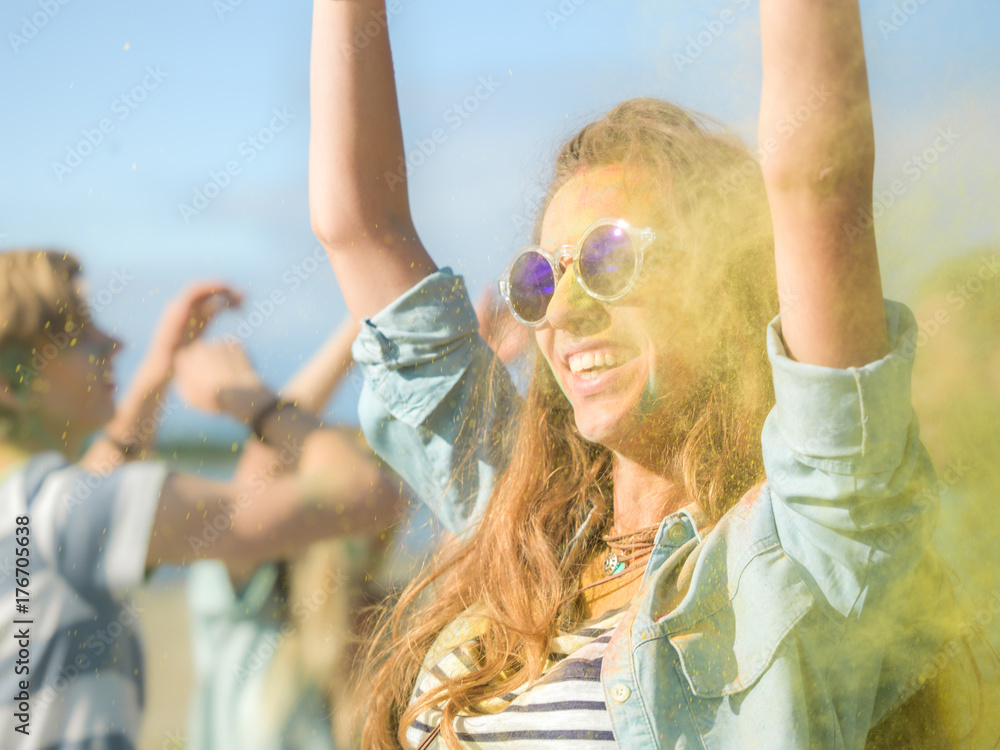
left=574, top=408, right=636, bottom=449
left=572, top=393, right=675, bottom=456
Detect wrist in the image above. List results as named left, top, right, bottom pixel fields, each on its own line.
left=219, top=385, right=276, bottom=425
left=249, top=396, right=283, bottom=441
left=250, top=398, right=323, bottom=447
left=103, top=433, right=148, bottom=461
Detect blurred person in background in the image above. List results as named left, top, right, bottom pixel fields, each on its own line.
left=0, top=249, right=400, bottom=750
left=185, top=319, right=408, bottom=750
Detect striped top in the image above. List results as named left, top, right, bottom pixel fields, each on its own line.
left=404, top=604, right=629, bottom=749
left=0, top=452, right=168, bottom=750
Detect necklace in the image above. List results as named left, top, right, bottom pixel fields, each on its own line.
left=603, top=548, right=626, bottom=577
left=601, top=524, right=662, bottom=577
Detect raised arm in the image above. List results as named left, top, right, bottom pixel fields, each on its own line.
left=81, top=281, right=240, bottom=471
left=145, top=341, right=400, bottom=568
left=759, top=0, right=888, bottom=368
left=309, top=0, right=436, bottom=319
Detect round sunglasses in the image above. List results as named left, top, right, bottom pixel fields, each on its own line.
left=498, top=218, right=657, bottom=326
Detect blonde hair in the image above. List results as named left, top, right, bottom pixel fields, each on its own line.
left=260, top=541, right=355, bottom=746
left=0, top=249, right=89, bottom=350
left=0, top=249, right=90, bottom=437
left=356, top=98, right=779, bottom=749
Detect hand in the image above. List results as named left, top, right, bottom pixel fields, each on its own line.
left=148, top=281, right=243, bottom=373
left=173, top=340, right=268, bottom=420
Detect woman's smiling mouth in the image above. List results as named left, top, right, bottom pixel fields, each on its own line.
left=559, top=345, right=641, bottom=396
left=568, top=350, right=621, bottom=380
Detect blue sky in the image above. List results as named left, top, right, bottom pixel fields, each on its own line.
left=2, top=0, right=997, bottom=441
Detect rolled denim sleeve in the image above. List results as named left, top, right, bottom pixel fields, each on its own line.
left=761, top=300, right=939, bottom=620
left=352, top=268, right=520, bottom=538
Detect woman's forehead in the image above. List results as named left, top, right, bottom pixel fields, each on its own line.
left=540, top=167, right=657, bottom=246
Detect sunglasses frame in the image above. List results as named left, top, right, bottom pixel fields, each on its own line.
left=498, top=218, right=657, bottom=327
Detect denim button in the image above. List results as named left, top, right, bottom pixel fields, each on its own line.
left=667, top=520, right=687, bottom=543
left=611, top=683, right=631, bottom=703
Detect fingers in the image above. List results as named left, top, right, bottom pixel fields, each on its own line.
left=172, top=281, right=244, bottom=346
left=179, top=279, right=244, bottom=306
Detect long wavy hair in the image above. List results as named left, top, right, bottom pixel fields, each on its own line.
left=356, top=98, right=779, bottom=749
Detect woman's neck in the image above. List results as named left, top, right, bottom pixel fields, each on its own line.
left=610, top=453, right=688, bottom=534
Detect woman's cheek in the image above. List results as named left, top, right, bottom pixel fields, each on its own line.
left=541, top=349, right=573, bottom=402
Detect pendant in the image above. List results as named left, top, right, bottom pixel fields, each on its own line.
left=604, top=549, right=626, bottom=576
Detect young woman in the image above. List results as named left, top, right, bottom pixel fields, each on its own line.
left=0, top=250, right=400, bottom=750
left=309, top=1, right=976, bottom=748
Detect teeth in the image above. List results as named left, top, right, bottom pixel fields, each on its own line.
left=567, top=350, right=621, bottom=374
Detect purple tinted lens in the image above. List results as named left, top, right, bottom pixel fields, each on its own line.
left=578, top=225, right=636, bottom=297
left=509, top=251, right=555, bottom=323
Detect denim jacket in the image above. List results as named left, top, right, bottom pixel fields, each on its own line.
left=352, top=269, right=946, bottom=749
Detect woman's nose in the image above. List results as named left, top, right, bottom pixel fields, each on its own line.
left=557, top=248, right=575, bottom=273
left=545, top=264, right=606, bottom=335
